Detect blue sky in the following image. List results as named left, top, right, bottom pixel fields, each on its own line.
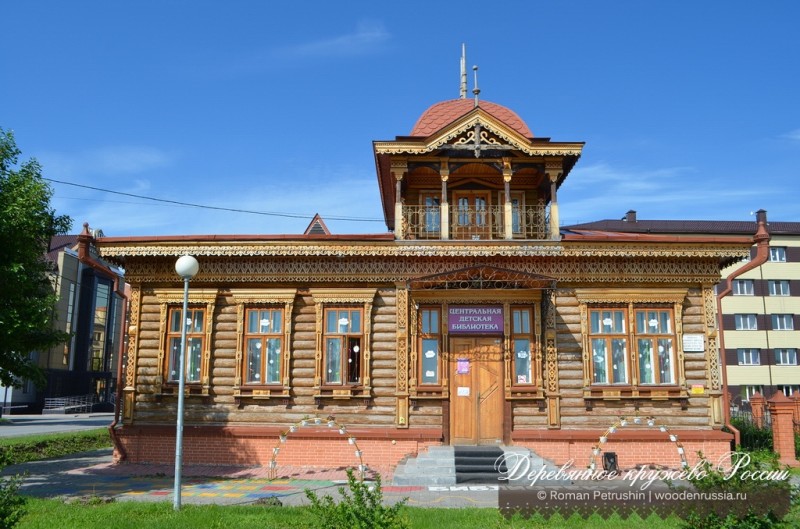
left=3, top=1, right=799, bottom=236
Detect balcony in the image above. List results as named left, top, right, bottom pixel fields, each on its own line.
left=400, top=202, right=551, bottom=241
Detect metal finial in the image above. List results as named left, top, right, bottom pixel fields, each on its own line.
left=459, top=44, right=467, bottom=99
left=472, top=65, right=480, bottom=107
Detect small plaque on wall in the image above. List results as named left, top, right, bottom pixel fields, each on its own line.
left=683, top=334, right=705, bottom=352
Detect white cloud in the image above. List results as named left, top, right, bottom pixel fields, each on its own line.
left=279, top=20, right=390, bottom=59
left=39, top=146, right=174, bottom=180
left=782, top=129, right=800, bottom=142
left=559, top=162, right=773, bottom=225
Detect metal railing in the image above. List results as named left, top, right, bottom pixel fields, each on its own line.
left=43, top=394, right=96, bottom=413
left=401, top=202, right=549, bottom=240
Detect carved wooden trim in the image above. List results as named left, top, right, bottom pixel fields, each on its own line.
left=310, top=288, right=377, bottom=398
left=703, top=286, right=722, bottom=392
left=395, top=284, right=409, bottom=427
left=575, top=288, right=688, bottom=304
left=155, top=288, right=219, bottom=395
left=229, top=289, right=297, bottom=399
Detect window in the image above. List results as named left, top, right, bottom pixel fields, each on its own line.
left=735, top=314, right=758, bottom=330
left=512, top=307, right=534, bottom=384
left=737, top=348, right=761, bottom=365
left=741, top=385, right=763, bottom=402
left=769, top=247, right=786, bottom=262
left=419, top=307, right=441, bottom=385
left=166, top=307, right=205, bottom=383
left=779, top=385, right=800, bottom=397
left=771, top=314, right=794, bottom=330
left=323, top=307, right=363, bottom=385
left=732, top=280, right=754, bottom=296
left=768, top=280, right=790, bottom=296
left=589, top=308, right=629, bottom=384
left=421, top=193, right=441, bottom=234
left=775, top=348, right=798, bottom=366
left=635, top=309, right=675, bottom=384
left=244, top=308, right=283, bottom=385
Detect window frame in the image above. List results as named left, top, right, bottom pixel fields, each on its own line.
left=634, top=308, right=676, bottom=385
left=230, top=289, right=296, bottom=400
left=576, top=288, right=688, bottom=400
left=310, top=288, right=376, bottom=399
left=323, top=306, right=365, bottom=386
left=243, top=307, right=285, bottom=386
left=768, top=280, right=790, bottom=296
left=735, top=314, right=758, bottom=330
left=588, top=306, right=630, bottom=385
left=741, top=385, right=763, bottom=402
left=779, top=385, right=800, bottom=397
left=156, top=289, right=218, bottom=396
left=775, top=348, right=798, bottom=366
left=511, top=306, right=536, bottom=386
left=737, top=348, right=761, bottom=366
left=417, top=306, right=442, bottom=386
left=732, top=279, right=754, bottom=296
left=771, top=314, right=794, bottom=331
left=769, top=247, right=787, bottom=262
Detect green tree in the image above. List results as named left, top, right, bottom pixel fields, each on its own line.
left=0, top=128, right=71, bottom=388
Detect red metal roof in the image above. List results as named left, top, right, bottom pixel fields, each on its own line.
left=410, top=99, right=533, bottom=138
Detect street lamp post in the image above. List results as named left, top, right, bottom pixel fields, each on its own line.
left=173, top=255, right=199, bottom=511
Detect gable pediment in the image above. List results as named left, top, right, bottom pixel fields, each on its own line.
left=374, top=108, right=583, bottom=158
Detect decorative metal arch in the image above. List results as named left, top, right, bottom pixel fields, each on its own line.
left=407, top=265, right=556, bottom=291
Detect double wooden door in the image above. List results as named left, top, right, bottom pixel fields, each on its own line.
left=449, top=337, right=503, bottom=445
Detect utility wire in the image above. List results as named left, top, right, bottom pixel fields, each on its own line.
left=45, top=178, right=384, bottom=223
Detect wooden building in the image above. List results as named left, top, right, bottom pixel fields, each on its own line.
left=97, top=94, right=754, bottom=471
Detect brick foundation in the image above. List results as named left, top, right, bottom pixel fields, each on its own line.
left=114, top=425, right=734, bottom=471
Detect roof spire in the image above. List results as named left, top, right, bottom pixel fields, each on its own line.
left=472, top=65, right=481, bottom=107
left=459, top=44, right=468, bottom=99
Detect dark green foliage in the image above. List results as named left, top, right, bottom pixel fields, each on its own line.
left=0, top=473, right=25, bottom=529
left=730, top=417, right=773, bottom=452
left=676, top=451, right=795, bottom=529
left=0, top=128, right=71, bottom=388
left=304, top=468, right=409, bottom=529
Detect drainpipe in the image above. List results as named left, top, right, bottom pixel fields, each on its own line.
left=715, top=210, right=771, bottom=447
left=76, top=223, right=128, bottom=461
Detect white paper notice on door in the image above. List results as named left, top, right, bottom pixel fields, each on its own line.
left=457, top=386, right=470, bottom=397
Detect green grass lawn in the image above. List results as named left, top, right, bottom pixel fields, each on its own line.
left=16, top=499, right=685, bottom=529
left=0, top=428, right=111, bottom=466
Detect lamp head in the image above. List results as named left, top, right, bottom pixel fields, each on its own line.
left=175, top=255, right=199, bottom=279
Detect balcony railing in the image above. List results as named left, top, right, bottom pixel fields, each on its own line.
left=401, top=202, right=550, bottom=240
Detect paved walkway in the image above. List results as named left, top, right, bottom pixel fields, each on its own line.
left=0, top=448, right=499, bottom=507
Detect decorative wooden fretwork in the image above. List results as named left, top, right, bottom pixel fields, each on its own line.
left=154, top=289, right=219, bottom=396
left=575, top=288, right=690, bottom=402
left=703, top=286, right=721, bottom=391
left=309, top=288, right=376, bottom=400
left=409, top=265, right=556, bottom=291
left=395, top=284, right=409, bottom=427
left=545, top=290, right=559, bottom=427
left=114, top=254, right=731, bottom=286
left=229, top=289, right=297, bottom=401
left=123, top=286, right=141, bottom=422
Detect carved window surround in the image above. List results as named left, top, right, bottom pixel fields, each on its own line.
left=310, top=288, right=376, bottom=400
left=156, top=288, right=219, bottom=397
left=576, top=288, right=689, bottom=402
left=229, top=288, right=297, bottom=401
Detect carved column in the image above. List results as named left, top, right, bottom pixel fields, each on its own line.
left=440, top=162, right=450, bottom=240
left=545, top=159, right=563, bottom=241
left=391, top=160, right=407, bottom=240
left=545, top=290, right=561, bottom=428
left=395, top=284, right=409, bottom=427
left=703, top=286, right=724, bottom=426
left=123, top=286, right=142, bottom=423
left=503, top=158, right=513, bottom=240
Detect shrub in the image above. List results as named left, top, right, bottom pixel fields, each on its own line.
left=0, top=473, right=25, bottom=529
left=305, top=468, right=409, bottom=529
left=675, top=450, right=795, bottom=529
left=730, top=417, right=773, bottom=452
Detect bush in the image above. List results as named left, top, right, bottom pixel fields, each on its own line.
left=305, top=468, right=409, bottom=529
left=675, top=450, right=796, bottom=529
left=730, top=417, right=773, bottom=452
left=0, top=474, right=25, bottom=529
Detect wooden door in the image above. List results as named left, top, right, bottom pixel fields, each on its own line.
left=449, top=337, right=504, bottom=445
left=452, top=191, right=491, bottom=239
